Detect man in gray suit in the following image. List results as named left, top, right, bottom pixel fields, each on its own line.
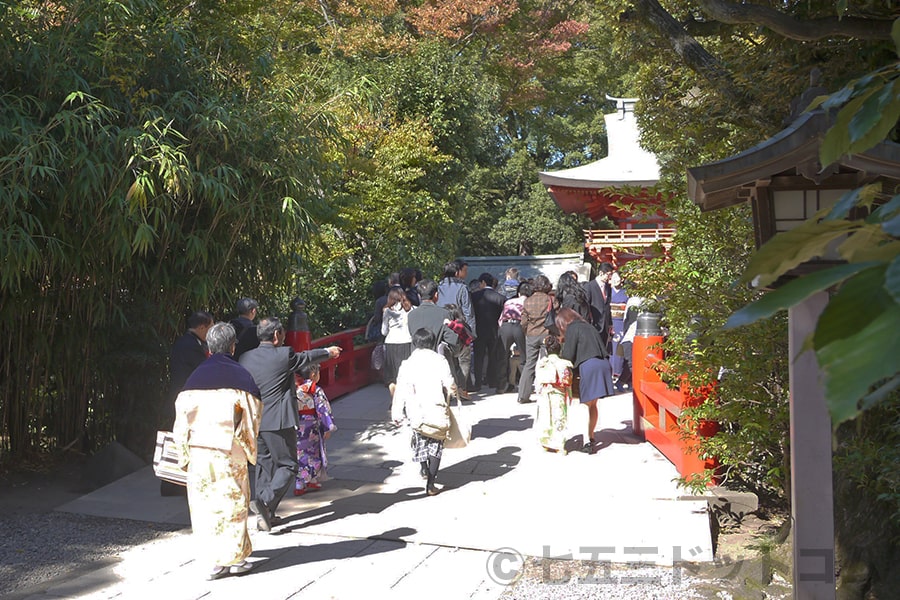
left=239, top=317, right=341, bottom=532
left=408, top=279, right=459, bottom=354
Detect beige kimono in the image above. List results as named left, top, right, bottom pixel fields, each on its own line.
left=173, top=388, right=261, bottom=567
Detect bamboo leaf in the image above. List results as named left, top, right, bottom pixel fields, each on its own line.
left=824, top=187, right=868, bottom=221
left=724, top=262, right=877, bottom=329
left=893, top=17, right=900, bottom=56
left=859, top=374, right=900, bottom=413
left=867, top=193, right=900, bottom=223
left=883, top=213, right=900, bottom=237
left=821, top=92, right=871, bottom=166
left=837, top=227, right=897, bottom=262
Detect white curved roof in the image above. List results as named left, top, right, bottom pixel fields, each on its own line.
left=539, top=98, right=660, bottom=189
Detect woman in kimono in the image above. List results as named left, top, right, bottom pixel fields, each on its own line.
left=172, top=322, right=262, bottom=580
left=533, top=335, right=573, bottom=453
left=294, top=363, right=336, bottom=495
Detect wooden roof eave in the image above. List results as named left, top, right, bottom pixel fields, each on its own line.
left=688, top=110, right=900, bottom=212
left=688, top=111, right=828, bottom=211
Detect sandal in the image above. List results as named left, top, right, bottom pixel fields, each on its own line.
left=306, top=482, right=322, bottom=490
left=207, top=566, right=228, bottom=581
left=580, top=442, right=595, bottom=455
left=229, top=561, right=254, bottom=576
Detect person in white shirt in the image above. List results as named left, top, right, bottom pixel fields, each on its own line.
left=391, top=328, right=457, bottom=496
left=381, top=287, right=413, bottom=394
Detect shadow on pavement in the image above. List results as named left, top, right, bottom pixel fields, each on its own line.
left=250, top=527, right=417, bottom=573
left=278, top=487, right=424, bottom=531
left=433, top=446, right=521, bottom=486
left=470, top=414, right=533, bottom=439
left=279, top=447, right=522, bottom=531
left=593, top=422, right=643, bottom=452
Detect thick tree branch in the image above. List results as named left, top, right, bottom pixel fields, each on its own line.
left=630, top=0, right=748, bottom=105
left=697, top=0, right=893, bottom=41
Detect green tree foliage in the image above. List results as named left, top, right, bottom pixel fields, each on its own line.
left=623, top=198, right=790, bottom=499
left=297, top=116, right=457, bottom=333
left=725, top=56, right=900, bottom=427
left=490, top=181, right=586, bottom=255
left=0, top=0, right=340, bottom=458
left=588, top=0, right=898, bottom=511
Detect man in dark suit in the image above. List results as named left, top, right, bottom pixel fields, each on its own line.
left=471, top=273, right=506, bottom=391
left=166, top=311, right=214, bottom=422
left=161, top=310, right=213, bottom=496
left=584, top=262, right=615, bottom=348
left=231, top=297, right=260, bottom=359
left=239, top=317, right=341, bottom=532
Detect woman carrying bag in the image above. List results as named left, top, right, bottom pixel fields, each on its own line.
left=391, top=327, right=457, bottom=496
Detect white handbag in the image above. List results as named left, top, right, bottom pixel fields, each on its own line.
left=152, top=431, right=187, bottom=486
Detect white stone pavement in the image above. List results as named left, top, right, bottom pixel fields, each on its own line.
left=47, top=384, right=713, bottom=599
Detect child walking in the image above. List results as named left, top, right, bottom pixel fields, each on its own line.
left=295, top=363, right=336, bottom=496
left=533, top=335, right=573, bottom=453
left=391, top=327, right=457, bottom=496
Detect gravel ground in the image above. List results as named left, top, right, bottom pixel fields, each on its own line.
left=0, top=511, right=185, bottom=599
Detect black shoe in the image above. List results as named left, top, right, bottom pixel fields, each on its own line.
left=580, top=442, right=596, bottom=455
left=517, top=397, right=534, bottom=404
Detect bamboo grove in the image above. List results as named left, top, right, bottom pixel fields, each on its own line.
left=0, top=1, right=341, bottom=459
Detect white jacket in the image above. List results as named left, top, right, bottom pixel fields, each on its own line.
left=391, top=348, right=455, bottom=440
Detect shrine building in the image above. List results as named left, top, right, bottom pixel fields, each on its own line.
left=538, top=96, right=673, bottom=267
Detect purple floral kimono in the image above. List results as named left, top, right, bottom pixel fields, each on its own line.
left=295, top=379, right=336, bottom=493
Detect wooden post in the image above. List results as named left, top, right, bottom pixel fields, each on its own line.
left=788, top=292, right=835, bottom=599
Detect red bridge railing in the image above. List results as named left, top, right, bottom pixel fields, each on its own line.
left=289, top=325, right=381, bottom=399
left=632, top=333, right=719, bottom=484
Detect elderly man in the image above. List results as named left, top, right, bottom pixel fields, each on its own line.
left=239, top=317, right=341, bottom=532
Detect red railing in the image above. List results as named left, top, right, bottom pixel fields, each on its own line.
left=632, top=334, right=719, bottom=484
left=289, top=326, right=382, bottom=399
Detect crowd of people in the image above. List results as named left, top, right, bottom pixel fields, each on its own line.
left=162, top=259, right=638, bottom=580
left=368, top=260, right=633, bottom=405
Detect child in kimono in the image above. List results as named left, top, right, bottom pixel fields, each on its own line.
left=294, top=363, right=336, bottom=496
left=534, top=335, right=573, bottom=453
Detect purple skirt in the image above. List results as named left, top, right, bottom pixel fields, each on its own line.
left=578, top=357, right=615, bottom=403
